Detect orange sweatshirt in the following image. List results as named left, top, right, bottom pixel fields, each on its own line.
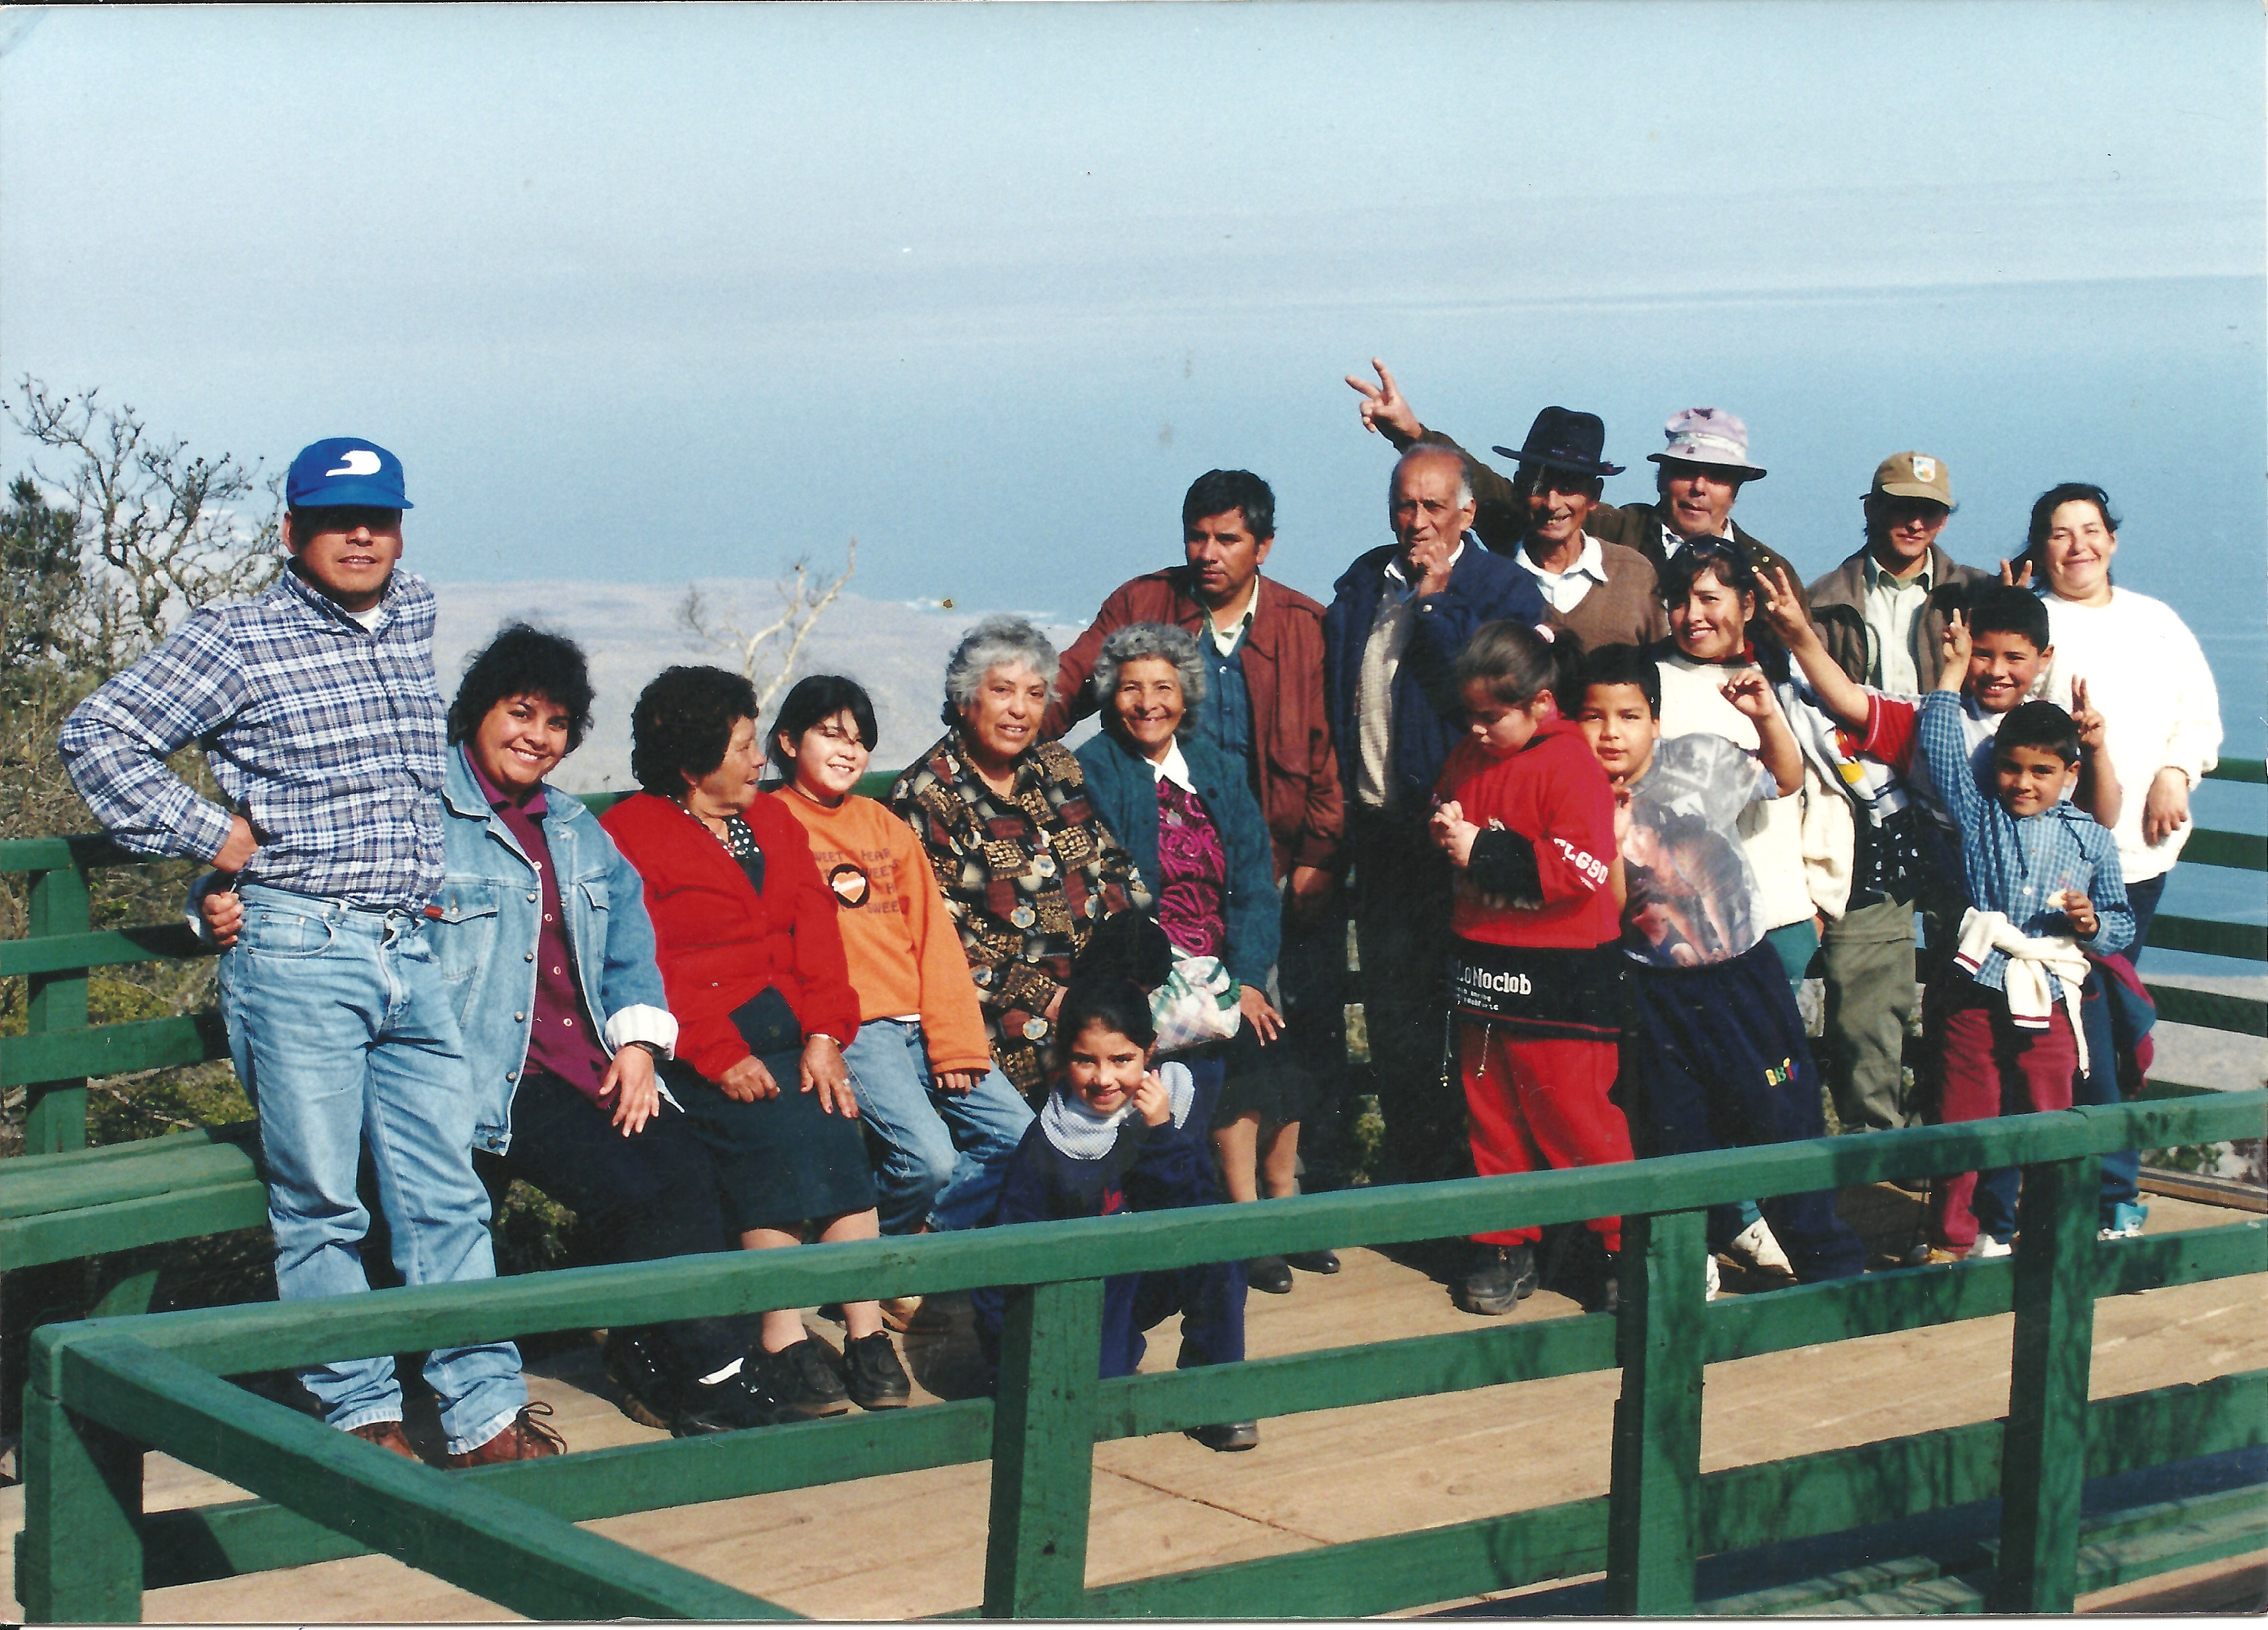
left=768, top=788, right=996, bottom=1076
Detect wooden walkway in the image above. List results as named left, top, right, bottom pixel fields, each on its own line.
left=4, top=1184, right=2262, bottom=1620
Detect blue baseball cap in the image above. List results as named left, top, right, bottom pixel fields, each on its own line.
left=285, top=438, right=413, bottom=510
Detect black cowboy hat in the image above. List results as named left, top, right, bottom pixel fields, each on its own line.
left=1492, top=406, right=1625, bottom=479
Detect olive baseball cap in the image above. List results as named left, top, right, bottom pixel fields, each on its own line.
left=1869, top=451, right=1951, bottom=506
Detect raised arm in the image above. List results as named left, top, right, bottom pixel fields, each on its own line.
left=1758, top=564, right=1870, bottom=731
left=1721, top=671, right=1802, bottom=795
left=2068, top=675, right=2123, bottom=830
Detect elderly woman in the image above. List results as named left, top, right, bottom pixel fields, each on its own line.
left=602, top=665, right=912, bottom=1421
left=1073, top=625, right=1325, bottom=1294
left=889, top=615, right=1152, bottom=1099
left=2021, top=483, right=2221, bottom=1239
left=201, top=627, right=772, bottom=1443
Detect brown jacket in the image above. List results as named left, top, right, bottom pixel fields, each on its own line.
left=1391, top=426, right=1810, bottom=616
left=1806, top=542, right=1988, bottom=694
left=1043, top=567, right=1342, bottom=878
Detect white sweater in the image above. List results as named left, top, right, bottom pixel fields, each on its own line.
left=1656, top=652, right=1813, bottom=932
left=2040, top=588, right=2220, bottom=884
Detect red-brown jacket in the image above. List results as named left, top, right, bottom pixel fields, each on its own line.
left=1043, top=567, right=1343, bottom=877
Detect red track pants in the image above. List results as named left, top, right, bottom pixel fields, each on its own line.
left=1926, top=986, right=2078, bottom=1250
left=1457, top=1023, right=1633, bottom=1252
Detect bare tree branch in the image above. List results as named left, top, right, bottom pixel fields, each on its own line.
left=678, top=535, right=857, bottom=712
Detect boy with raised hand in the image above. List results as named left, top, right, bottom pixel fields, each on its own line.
left=58, top=438, right=559, bottom=1468
left=1907, top=614, right=2133, bottom=1261
left=1758, top=569, right=2119, bottom=834
left=1574, top=645, right=1866, bottom=1292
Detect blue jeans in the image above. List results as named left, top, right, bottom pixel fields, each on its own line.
left=220, top=885, right=526, bottom=1452
left=1973, top=872, right=2165, bottom=1239
left=842, top=1019, right=1032, bottom=1233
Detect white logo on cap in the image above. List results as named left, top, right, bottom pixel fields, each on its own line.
left=323, top=450, right=382, bottom=478
left=1912, top=456, right=1937, bottom=482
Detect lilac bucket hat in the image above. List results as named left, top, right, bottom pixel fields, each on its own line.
left=1646, top=408, right=1766, bottom=481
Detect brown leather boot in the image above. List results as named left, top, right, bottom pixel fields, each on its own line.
left=348, top=1419, right=422, bottom=1461
left=444, top=1403, right=566, bottom=1469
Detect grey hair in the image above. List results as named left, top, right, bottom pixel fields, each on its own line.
left=943, top=614, right=1060, bottom=728
left=1394, top=444, right=1474, bottom=508
left=1093, top=622, right=1207, bottom=738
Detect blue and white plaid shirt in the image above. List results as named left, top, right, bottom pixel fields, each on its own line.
left=1916, top=689, right=2132, bottom=998
left=59, top=568, right=448, bottom=912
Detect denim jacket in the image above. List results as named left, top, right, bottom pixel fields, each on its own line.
left=433, top=747, right=676, bottom=1154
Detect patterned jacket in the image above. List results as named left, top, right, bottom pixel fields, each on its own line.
left=890, top=731, right=1153, bottom=1096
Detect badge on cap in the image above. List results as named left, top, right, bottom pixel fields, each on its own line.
left=1911, top=456, right=1937, bottom=483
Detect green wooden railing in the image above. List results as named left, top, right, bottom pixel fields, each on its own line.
left=5, top=761, right=2264, bottom=1617
left=16, top=1092, right=2267, bottom=1621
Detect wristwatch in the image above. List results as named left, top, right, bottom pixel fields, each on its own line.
left=625, top=1040, right=668, bottom=1062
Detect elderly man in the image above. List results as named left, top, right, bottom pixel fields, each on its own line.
left=1486, top=406, right=1667, bottom=649
left=1046, top=470, right=1353, bottom=1252
left=1805, top=452, right=1988, bottom=1136
left=1322, top=444, right=1544, bottom=1248
left=1348, top=360, right=1808, bottom=612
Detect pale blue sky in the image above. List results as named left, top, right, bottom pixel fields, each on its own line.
left=3, top=2, right=2261, bottom=709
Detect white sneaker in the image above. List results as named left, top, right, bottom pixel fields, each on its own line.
left=1724, top=1218, right=1798, bottom=1283
left=1972, top=1236, right=2013, bottom=1259
left=1704, top=1252, right=1721, bottom=1302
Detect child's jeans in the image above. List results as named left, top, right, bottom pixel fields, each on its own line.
left=1927, top=982, right=2078, bottom=1250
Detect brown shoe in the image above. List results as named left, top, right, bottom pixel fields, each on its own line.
left=348, top=1419, right=422, bottom=1461
left=445, top=1402, right=566, bottom=1469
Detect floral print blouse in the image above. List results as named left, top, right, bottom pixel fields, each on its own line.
left=890, top=730, right=1153, bottom=1095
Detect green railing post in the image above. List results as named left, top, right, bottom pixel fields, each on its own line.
left=18, top=1379, right=144, bottom=1622
left=21, top=862, right=93, bottom=1154
left=1992, top=1152, right=2102, bottom=1613
left=1604, top=1208, right=1708, bottom=1615
left=982, top=1277, right=1104, bottom=1618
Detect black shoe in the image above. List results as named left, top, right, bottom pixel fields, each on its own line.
left=1545, top=1227, right=1618, bottom=1313
left=1246, top=1255, right=1295, bottom=1294
left=601, top=1329, right=678, bottom=1431
left=1455, top=1244, right=1538, bottom=1316
left=1187, top=1420, right=1259, bottom=1452
left=672, top=1366, right=784, bottom=1436
left=751, top=1338, right=851, bottom=1419
left=842, top=1331, right=913, bottom=1410
left=1286, top=1250, right=1341, bottom=1274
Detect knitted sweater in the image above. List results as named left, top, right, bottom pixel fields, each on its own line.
left=767, top=788, right=996, bottom=1076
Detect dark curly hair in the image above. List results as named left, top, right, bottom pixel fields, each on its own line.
left=448, top=623, right=595, bottom=750
left=630, top=665, right=758, bottom=797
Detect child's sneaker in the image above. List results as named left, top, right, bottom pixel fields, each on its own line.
left=1722, top=1218, right=1798, bottom=1286
left=1972, top=1235, right=2014, bottom=1260
left=842, top=1331, right=913, bottom=1410
left=2099, top=1201, right=2149, bottom=1241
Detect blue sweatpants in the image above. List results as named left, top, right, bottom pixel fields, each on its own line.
left=1618, top=941, right=1866, bottom=1281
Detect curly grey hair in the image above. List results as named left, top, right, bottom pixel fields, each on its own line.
left=1092, top=622, right=1207, bottom=739
left=942, top=614, right=1060, bottom=729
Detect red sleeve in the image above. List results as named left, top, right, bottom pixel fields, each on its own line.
left=1528, top=735, right=1617, bottom=902
left=747, top=798, right=863, bottom=1050
left=1040, top=583, right=1137, bottom=740
left=1860, top=693, right=1919, bottom=775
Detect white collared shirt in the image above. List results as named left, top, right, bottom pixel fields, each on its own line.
left=1519, top=533, right=1610, bottom=614
left=1861, top=552, right=1932, bottom=696
left=1205, top=575, right=1260, bottom=656
left=1149, top=739, right=1197, bottom=792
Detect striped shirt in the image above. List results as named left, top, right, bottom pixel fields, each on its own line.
left=58, top=568, right=448, bottom=912
left=1915, top=689, right=2132, bottom=999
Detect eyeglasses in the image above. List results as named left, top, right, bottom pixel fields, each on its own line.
left=292, top=505, right=402, bottom=536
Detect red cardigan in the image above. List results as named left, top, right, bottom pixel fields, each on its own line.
left=600, top=791, right=861, bottom=1082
